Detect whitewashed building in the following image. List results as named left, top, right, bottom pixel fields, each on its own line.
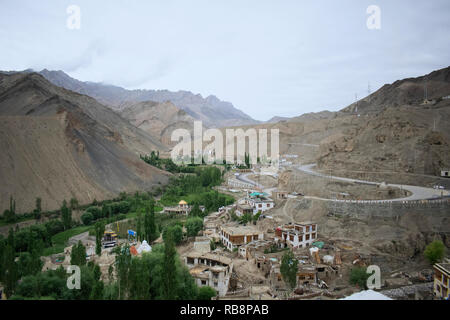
left=275, top=222, right=318, bottom=249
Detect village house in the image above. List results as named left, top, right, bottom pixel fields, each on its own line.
left=238, top=239, right=274, bottom=260
left=269, top=264, right=317, bottom=290
left=274, top=222, right=318, bottom=249
left=272, top=190, right=288, bottom=200
left=235, top=192, right=275, bottom=216
left=235, top=203, right=254, bottom=217
left=433, top=262, right=450, bottom=299
left=220, top=225, right=264, bottom=251
left=163, top=200, right=191, bottom=215
left=193, top=236, right=212, bottom=253
left=184, top=252, right=233, bottom=297
left=163, top=200, right=205, bottom=215
left=247, top=195, right=274, bottom=214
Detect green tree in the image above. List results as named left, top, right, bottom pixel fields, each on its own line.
left=34, top=197, right=42, bottom=220
left=190, top=203, right=202, bottom=217
left=424, top=240, right=446, bottom=265
left=61, top=200, right=72, bottom=230
left=4, top=196, right=17, bottom=223
left=81, top=212, right=94, bottom=225
left=144, top=201, right=158, bottom=242
left=136, top=212, right=143, bottom=242
left=90, top=264, right=104, bottom=299
left=163, top=224, right=183, bottom=245
left=185, top=217, right=203, bottom=237
left=349, top=267, right=369, bottom=289
left=115, top=244, right=132, bottom=299
left=0, top=235, right=6, bottom=282
left=95, top=221, right=105, bottom=256
left=197, top=286, right=217, bottom=300
left=162, top=231, right=178, bottom=299
left=3, top=229, right=18, bottom=298
left=70, top=241, right=87, bottom=267
left=69, top=197, right=79, bottom=211
left=280, top=250, right=298, bottom=290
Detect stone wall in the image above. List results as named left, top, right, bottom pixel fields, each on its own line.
left=327, top=198, right=450, bottom=220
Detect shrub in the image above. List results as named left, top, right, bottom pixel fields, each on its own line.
left=163, top=224, right=183, bottom=245
left=45, top=220, right=65, bottom=236
left=185, top=217, right=203, bottom=237
left=81, top=212, right=94, bottom=226
left=424, top=240, right=446, bottom=265
left=197, top=286, right=217, bottom=300
left=349, top=267, right=369, bottom=289
left=85, top=206, right=102, bottom=220
left=118, top=201, right=131, bottom=214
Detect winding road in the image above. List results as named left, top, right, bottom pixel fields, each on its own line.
left=235, top=164, right=449, bottom=202
left=296, top=164, right=449, bottom=202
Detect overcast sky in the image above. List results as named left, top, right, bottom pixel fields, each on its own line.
left=1, top=1, right=449, bottom=121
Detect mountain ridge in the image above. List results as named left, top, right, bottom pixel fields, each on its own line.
left=37, top=69, right=259, bottom=128
left=0, top=71, right=170, bottom=213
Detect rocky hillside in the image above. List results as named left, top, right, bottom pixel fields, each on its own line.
left=0, top=72, right=170, bottom=213
left=317, top=67, right=450, bottom=178
left=38, top=69, right=259, bottom=128
left=120, top=100, right=198, bottom=147
left=341, top=66, right=450, bottom=114
left=218, top=67, right=450, bottom=182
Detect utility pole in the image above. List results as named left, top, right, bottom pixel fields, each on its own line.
left=424, top=77, right=428, bottom=101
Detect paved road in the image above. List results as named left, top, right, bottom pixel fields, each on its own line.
left=296, top=164, right=449, bottom=202
left=287, top=143, right=319, bottom=147
left=236, top=172, right=278, bottom=195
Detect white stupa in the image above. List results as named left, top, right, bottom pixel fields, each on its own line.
left=137, top=240, right=152, bottom=254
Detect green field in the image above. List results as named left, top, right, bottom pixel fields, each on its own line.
left=43, top=225, right=93, bottom=256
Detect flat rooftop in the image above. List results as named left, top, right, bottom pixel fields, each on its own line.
left=221, top=225, right=262, bottom=236
left=186, top=252, right=233, bottom=266
left=435, top=263, right=450, bottom=274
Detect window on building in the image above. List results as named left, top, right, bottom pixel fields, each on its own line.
left=201, top=280, right=207, bottom=285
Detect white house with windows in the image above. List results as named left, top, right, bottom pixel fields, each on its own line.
left=275, top=222, right=318, bottom=249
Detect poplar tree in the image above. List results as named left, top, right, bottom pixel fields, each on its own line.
left=95, top=221, right=105, bottom=256
left=61, top=200, right=72, bottom=230
left=71, top=241, right=87, bottom=266
left=34, top=197, right=42, bottom=220
left=144, top=200, right=157, bottom=242
left=4, top=229, right=18, bottom=298
left=280, top=250, right=298, bottom=290
left=162, top=231, right=177, bottom=299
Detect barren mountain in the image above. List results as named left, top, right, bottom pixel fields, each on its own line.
left=317, top=67, right=450, bottom=177
left=220, top=67, right=450, bottom=183
left=38, top=69, right=259, bottom=128
left=0, top=72, right=170, bottom=213
left=341, top=66, right=450, bottom=114
left=120, top=100, right=198, bottom=146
